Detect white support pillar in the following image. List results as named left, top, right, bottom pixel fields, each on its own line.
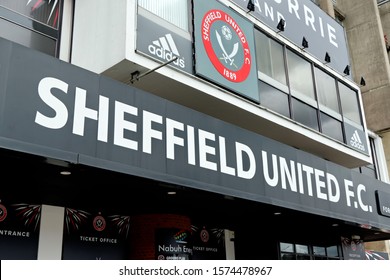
left=224, top=229, right=236, bottom=260
left=37, top=205, right=65, bottom=260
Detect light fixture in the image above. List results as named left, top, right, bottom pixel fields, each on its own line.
left=301, top=36, right=308, bottom=49
left=167, top=191, right=176, bottom=195
left=60, top=170, right=71, bottom=176
left=324, top=52, right=331, bottom=63
left=360, top=76, right=366, bottom=86
left=247, top=0, right=255, bottom=12
left=343, top=65, right=350, bottom=76
left=276, top=18, right=285, bottom=32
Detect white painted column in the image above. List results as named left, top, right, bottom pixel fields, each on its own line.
left=224, top=229, right=236, bottom=260
left=37, top=205, right=65, bottom=260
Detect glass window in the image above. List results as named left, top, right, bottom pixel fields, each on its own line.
left=286, top=49, right=315, bottom=101
left=0, top=17, right=56, bottom=56
left=279, top=242, right=341, bottom=260
left=367, top=137, right=379, bottom=178
left=297, top=255, right=310, bottom=260
left=355, top=137, right=378, bottom=179
left=138, top=0, right=188, bottom=31
left=314, top=256, right=328, bottom=260
left=313, top=246, right=326, bottom=256
left=326, top=246, right=340, bottom=258
left=360, top=165, right=377, bottom=178
left=315, top=67, right=340, bottom=113
left=255, top=30, right=287, bottom=87
left=296, top=244, right=309, bottom=254
left=339, top=82, right=362, bottom=125
left=0, top=1, right=61, bottom=56
left=280, top=242, right=294, bottom=253
left=321, top=113, right=344, bottom=142
left=292, top=98, right=319, bottom=131
left=259, top=81, right=290, bottom=118
left=0, top=0, right=61, bottom=29
left=281, top=253, right=295, bottom=260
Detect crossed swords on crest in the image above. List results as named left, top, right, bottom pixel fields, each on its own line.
left=216, top=30, right=239, bottom=69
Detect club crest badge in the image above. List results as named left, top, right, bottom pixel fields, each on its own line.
left=0, top=203, right=7, bottom=222
left=93, top=214, right=106, bottom=232
left=200, top=228, right=210, bottom=243
left=201, top=9, right=252, bottom=83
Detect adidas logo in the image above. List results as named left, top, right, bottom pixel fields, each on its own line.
left=350, top=130, right=366, bottom=152
left=148, top=34, right=185, bottom=69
